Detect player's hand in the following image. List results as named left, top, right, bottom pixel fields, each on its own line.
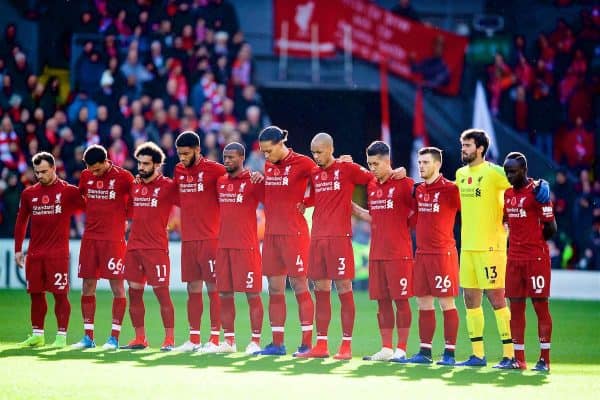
left=297, top=202, right=307, bottom=214
left=250, top=171, right=264, bottom=183
left=390, top=167, right=407, bottom=180
left=134, top=174, right=142, bottom=184
left=533, top=179, right=550, bottom=203
left=15, top=252, right=25, bottom=268
left=338, top=155, right=353, bottom=162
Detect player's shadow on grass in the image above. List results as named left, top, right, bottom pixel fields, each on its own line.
left=0, top=347, right=548, bottom=386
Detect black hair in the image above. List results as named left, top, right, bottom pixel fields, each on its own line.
left=460, top=129, right=490, bottom=157
left=32, top=151, right=55, bottom=166
left=504, top=151, right=528, bottom=169
left=175, top=130, right=200, bottom=147
left=366, top=141, right=390, bottom=157
left=259, top=125, right=288, bottom=144
left=224, top=142, right=245, bottom=157
left=83, top=144, right=108, bottom=165
left=418, top=146, right=443, bottom=163
left=134, top=142, right=166, bottom=164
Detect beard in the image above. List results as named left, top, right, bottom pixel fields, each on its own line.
left=184, top=153, right=197, bottom=168
left=461, top=152, right=476, bottom=164
left=139, top=167, right=155, bottom=179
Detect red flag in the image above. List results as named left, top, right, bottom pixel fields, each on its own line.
left=413, top=86, right=428, bottom=144
left=380, top=60, right=390, bottom=146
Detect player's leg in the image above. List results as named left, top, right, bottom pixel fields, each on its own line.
left=121, top=250, right=148, bottom=349
left=363, top=298, right=394, bottom=362
left=532, top=297, right=552, bottom=372
left=200, top=240, right=220, bottom=347
left=177, top=241, right=203, bottom=351
left=333, top=278, right=354, bottom=360
left=290, top=275, right=313, bottom=354
left=18, top=257, right=47, bottom=347
left=219, top=291, right=237, bottom=351
left=413, top=296, right=435, bottom=362
left=438, top=296, right=459, bottom=365
left=74, top=238, right=98, bottom=348
left=509, top=297, right=527, bottom=368
left=487, top=288, right=518, bottom=369
left=47, top=257, right=70, bottom=348
left=101, top=279, right=126, bottom=350
left=393, top=298, right=412, bottom=361
left=296, top=278, right=331, bottom=358
left=240, top=249, right=263, bottom=354
left=255, top=275, right=287, bottom=355
left=386, top=259, right=413, bottom=362
left=245, top=291, right=264, bottom=354
left=205, top=281, right=221, bottom=347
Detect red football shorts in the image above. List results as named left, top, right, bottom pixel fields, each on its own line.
left=262, top=234, right=309, bottom=277
left=216, top=248, right=262, bottom=293
left=413, top=250, right=459, bottom=297
left=368, top=258, right=413, bottom=300
left=78, top=238, right=127, bottom=280
left=25, top=255, right=70, bottom=294
left=308, top=237, right=355, bottom=280
left=181, top=239, right=218, bottom=283
left=505, top=256, right=551, bottom=298
left=124, top=249, right=171, bottom=287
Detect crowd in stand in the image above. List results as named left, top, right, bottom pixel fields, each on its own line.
left=486, top=7, right=600, bottom=270
left=0, top=0, right=269, bottom=239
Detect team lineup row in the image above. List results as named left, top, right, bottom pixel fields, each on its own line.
left=14, top=126, right=555, bottom=372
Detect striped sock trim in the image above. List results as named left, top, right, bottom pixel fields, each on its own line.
left=420, top=343, right=433, bottom=349
left=271, top=326, right=284, bottom=332
left=444, top=344, right=456, bottom=350
left=224, top=333, right=235, bottom=338
left=540, top=342, right=551, bottom=349
left=111, top=324, right=121, bottom=332
left=342, top=337, right=352, bottom=341
left=470, top=336, right=483, bottom=342
left=210, top=330, right=220, bottom=336
left=84, top=323, right=94, bottom=330
left=502, top=339, right=513, bottom=344
left=56, top=331, right=67, bottom=336
left=33, top=329, right=44, bottom=336
left=251, top=333, right=261, bottom=338
left=514, top=344, right=525, bottom=351
left=189, top=330, right=200, bottom=335
left=301, top=325, right=314, bottom=331
left=316, top=335, right=328, bottom=341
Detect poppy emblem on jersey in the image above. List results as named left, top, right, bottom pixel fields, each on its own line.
left=186, top=175, right=194, bottom=183
left=467, top=177, right=472, bottom=184
left=320, top=171, right=328, bottom=180
left=227, top=184, right=234, bottom=192
left=510, top=197, right=517, bottom=206
left=42, top=195, right=50, bottom=205
left=376, top=189, right=383, bottom=198
left=424, top=193, right=430, bottom=202
left=273, top=168, right=281, bottom=177
left=141, top=187, right=148, bottom=195
left=96, top=181, right=104, bottom=189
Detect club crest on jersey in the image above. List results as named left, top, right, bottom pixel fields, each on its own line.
left=519, top=197, right=526, bottom=207
left=239, top=182, right=247, bottom=192
left=55, top=193, right=62, bottom=203
left=284, top=165, right=292, bottom=175
left=42, top=195, right=50, bottom=204
left=433, top=192, right=440, bottom=202
left=334, top=170, right=340, bottom=180
left=108, top=179, right=115, bottom=189
left=387, top=187, right=395, bottom=198
left=153, top=188, right=161, bottom=197
left=198, top=172, right=204, bottom=181
left=96, top=180, right=104, bottom=189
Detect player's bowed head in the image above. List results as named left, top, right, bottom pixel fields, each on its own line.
left=32, top=151, right=58, bottom=186
left=310, top=132, right=335, bottom=168
left=175, top=130, right=202, bottom=168
left=366, top=141, right=393, bottom=182
left=134, top=141, right=166, bottom=182
left=258, top=125, right=289, bottom=164
left=83, top=144, right=111, bottom=177
left=223, top=142, right=246, bottom=176
left=503, top=152, right=528, bottom=189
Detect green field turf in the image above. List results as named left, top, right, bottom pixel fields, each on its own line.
left=0, top=289, right=599, bottom=399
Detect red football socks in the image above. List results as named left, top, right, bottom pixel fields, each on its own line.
left=128, top=287, right=146, bottom=338
left=81, top=295, right=96, bottom=339
left=510, top=300, right=526, bottom=362
left=533, top=299, right=552, bottom=364
left=394, top=299, right=411, bottom=352
left=187, top=292, right=203, bottom=344
left=111, top=297, right=126, bottom=339
left=443, top=308, right=459, bottom=355
left=30, top=293, right=47, bottom=330
left=248, top=295, right=263, bottom=343
left=296, top=291, right=314, bottom=346
left=208, top=290, right=221, bottom=344
left=314, top=290, right=331, bottom=338
left=339, top=291, right=355, bottom=340
left=220, top=296, right=236, bottom=344
left=377, top=299, right=394, bottom=349
left=419, top=309, right=436, bottom=353
left=269, top=294, right=286, bottom=346
left=53, top=293, right=71, bottom=333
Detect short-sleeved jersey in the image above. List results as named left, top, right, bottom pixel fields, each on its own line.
left=456, top=161, right=511, bottom=251
left=415, top=175, right=460, bottom=254
left=127, top=175, right=178, bottom=251
left=310, top=160, right=372, bottom=238
left=174, top=158, right=226, bottom=241
left=504, top=180, right=554, bottom=260
left=264, top=150, right=315, bottom=236
left=79, top=163, right=134, bottom=241
left=367, top=176, right=415, bottom=260
left=14, top=179, right=85, bottom=258
left=217, top=170, right=265, bottom=249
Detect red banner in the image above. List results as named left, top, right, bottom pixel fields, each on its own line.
left=273, top=0, right=469, bottom=95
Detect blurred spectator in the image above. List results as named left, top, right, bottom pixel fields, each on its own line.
left=555, top=116, right=595, bottom=169
left=0, top=172, right=20, bottom=237
left=390, top=0, right=420, bottom=21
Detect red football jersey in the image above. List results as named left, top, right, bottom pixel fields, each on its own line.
left=79, top=163, right=134, bottom=241
left=14, top=179, right=85, bottom=258
left=127, top=175, right=178, bottom=250
left=414, top=175, right=460, bottom=254
left=504, top=180, right=554, bottom=260
left=174, top=158, right=226, bottom=241
left=217, top=170, right=265, bottom=249
left=264, top=150, right=315, bottom=236
left=367, top=177, right=415, bottom=259
left=310, top=160, right=372, bottom=238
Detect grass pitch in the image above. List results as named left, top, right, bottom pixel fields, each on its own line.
left=0, top=289, right=599, bottom=399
